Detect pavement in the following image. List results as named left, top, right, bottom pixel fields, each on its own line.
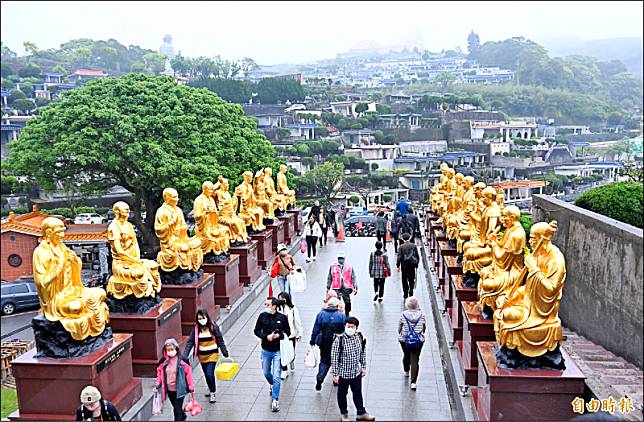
left=1, top=310, right=37, bottom=341
left=149, top=236, right=453, bottom=421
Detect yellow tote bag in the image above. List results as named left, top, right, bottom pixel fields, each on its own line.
left=215, top=358, right=239, bottom=381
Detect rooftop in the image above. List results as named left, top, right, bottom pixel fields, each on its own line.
left=490, top=180, right=547, bottom=189
left=1, top=206, right=107, bottom=242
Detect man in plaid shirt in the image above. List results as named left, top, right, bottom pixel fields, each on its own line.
left=331, top=316, right=376, bottom=421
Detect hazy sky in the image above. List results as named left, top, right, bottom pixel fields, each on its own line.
left=2, top=1, right=642, bottom=65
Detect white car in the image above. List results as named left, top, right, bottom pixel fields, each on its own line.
left=285, top=104, right=306, bottom=112
left=74, top=213, right=104, bottom=224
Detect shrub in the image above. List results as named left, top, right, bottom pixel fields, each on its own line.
left=519, top=212, right=532, bottom=240
left=574, top=182, right=643, bottom=228
left=383, top=194, right=393, bottom=202
left=41, top=207, right=74, bottom=218
left=0, top=207, right=30, bottom=217
left=349, top=195, right=360, bottom=204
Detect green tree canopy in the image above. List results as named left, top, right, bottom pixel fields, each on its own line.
left=256, top=77, right=304, bottom=104
left=18, top=63, right=42, bottom=78
left=188, top=77, right=253, bottom=103
left=297, top=162, right=344, bottom=204
left=574, top=182, right=643, bottom=228
left=4, top=74, right=280, bottom=248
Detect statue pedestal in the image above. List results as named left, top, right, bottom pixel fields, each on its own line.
left=109, top=298, right=187, bottom=377
left=472, top=342, right=585, bottom=421
left=266, top=220, right=285, bottom=254
left=159, top=273, right=219, bottom=335
left=446, top=265, right=466, bottom=341
left=204, top=255, right=243, bottom=306
left=230, top=241, right=261, bottom=286
left=9, top=333, right=142, bottom=421
left=460, top=301, right=495, bottom=386
left=251, top=230, right=275, bottom=269
left=278, top=213, right=295, bottom=245
left=438, top=240, right=457, bottom=308
left=287, top=209, right=301, bottom=235
left=433, top=230, right=448, bottom=276
left=430, top=222, right=443, bottom=264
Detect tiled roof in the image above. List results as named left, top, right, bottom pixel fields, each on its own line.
left=1, top=206, right=107, bottom=242
left=490, top=180, right=547, bottom=189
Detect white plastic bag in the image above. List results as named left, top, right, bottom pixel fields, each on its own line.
left=304, top=346, right=318, bottom=368
left=280, top=336, right=295, bottom=366
left=289, top=267, right=307, bottom=293
left=152, top=391, right=163, bottom=416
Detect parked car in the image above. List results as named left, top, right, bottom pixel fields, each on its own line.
left=74, top=213, right=104, bottom=224
left=346, top=206, right=367, bottom=218
left=344, top=215, right=377, bottom=237
left=1, top=281, right=40, bottom=315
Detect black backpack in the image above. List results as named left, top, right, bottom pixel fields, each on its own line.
left=336, top=332, right=366, bottom=365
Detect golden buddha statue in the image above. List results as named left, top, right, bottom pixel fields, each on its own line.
left=213, top=176, right=250, bottom=244
left=33, top=217, right=109, bottom=341
left=155, top=188, right=204, bottom=272
left=455, top=177, right=478, bottom=253
left=194, top=181, right=231, bottom=259
left=447, top=172, right=466, bottom=216
left=264, top=167, right=287, bottom=214
left=478, top=205, right=526, bottom=316
left=430, top=163, right=450, bottom=213
left=277, top=164, right=296, bottom=208
left=462, top=186, right=501, bottom=283
left=254, top=169, right=275, bottom=220
left=235, top=171, right=265, bottom=232
left=494, top=221, right=566, bottom=359
left=439, top=167, right=456, bottom=225
left=461, top=182, right=488, bottom=255
left=106, top=201, right=161, bottom=300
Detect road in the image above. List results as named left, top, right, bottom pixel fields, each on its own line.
left=1, top=309, right=37, bottom=341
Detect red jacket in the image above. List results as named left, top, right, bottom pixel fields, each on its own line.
left=155, top=350, right=195, bottom=401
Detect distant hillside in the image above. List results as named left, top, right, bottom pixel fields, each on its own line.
left=545, top=37, right=643, bottom=78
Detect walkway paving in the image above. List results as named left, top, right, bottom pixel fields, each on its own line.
left=150, top=236, right=452, bottom=421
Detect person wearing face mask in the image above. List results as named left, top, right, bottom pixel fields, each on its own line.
left=254, top=297, right=291, bottom=413
left=154, top=338, right=195, bottom=421
left=304, top=216, right=322, bottom=262
left=75, top=385, right=121, bottom=421
left=272, top=243, right=295, bottom=295
left=277, top=292, right=303, bottom=379
left=326, top=251, right=358, bottom=317
left=310, top=296, right=346, bottom=391
left=182, top=310, right=229, bottom=404
left=331, top=317, right=376, bottom=422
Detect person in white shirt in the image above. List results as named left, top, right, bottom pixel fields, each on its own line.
left=304, top=216, right=322, bottom=262
left=277, top=292, right=303, bottom=379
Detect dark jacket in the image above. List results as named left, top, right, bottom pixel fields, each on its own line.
left=406, top=213, right=420, bottom=236
left=183, top=322, right=229, bottom=360
left=310, top=306, right=346, bottom=348
left=397, top=241, right=420, bottom=270
left=309, top=205, right=321, bottom=221
left=254, top=311, right=290, bottom=353
left=369, top=250, right=391, bottom=279
left=75, top=399, right=121, bottom=421
left=375, top=216, right=387, bottom=233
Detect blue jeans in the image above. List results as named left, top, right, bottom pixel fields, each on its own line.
left=201, top=361, right=217, bottom=392
left=317, top=360, right=332, bottom=383
left=277, top=275, right=290, bottom=296
left=261, top=349, right=282, bottom=401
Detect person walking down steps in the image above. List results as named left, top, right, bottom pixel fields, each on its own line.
left=327, top=251, right=358, bottom=317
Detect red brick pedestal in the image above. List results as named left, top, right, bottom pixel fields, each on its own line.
left=251, top=229, right=274, bottom=269
left=472, top=342, right=585, bottom=421
left=460, top=301, right=495, bottom=385
left=109, top=298, right=186, bottom=377
left=204, top=255, right=243, bottom=306
left=9, top=334, right=142, bottom=421
left=266, top=220, right=285, bottom=254
left=159, top=273, right=219, bottom=335
left=278, top=213, right=295, bottom=245
left=287, top=209, right=301, bottom=235
left=230, top=241, right=261, bottom=286
left=438, top=240, right=457, bottom=308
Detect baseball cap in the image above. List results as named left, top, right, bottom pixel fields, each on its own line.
left=337, top=251, right=346, bottom=258
left=277, top=243, right=288, bottom=253
left=80, top=386, right=101, bottom=404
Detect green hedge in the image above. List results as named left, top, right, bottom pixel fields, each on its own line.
left=574, top=182, right=643, bottom=228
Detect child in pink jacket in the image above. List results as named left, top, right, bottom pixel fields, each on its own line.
left=154, top=338, right=195, bottom=421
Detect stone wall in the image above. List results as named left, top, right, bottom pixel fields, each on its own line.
left=532, top=195, right=643, bottom=368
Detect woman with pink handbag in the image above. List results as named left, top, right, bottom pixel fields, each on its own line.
left=154, top=338, right=195, bottom=421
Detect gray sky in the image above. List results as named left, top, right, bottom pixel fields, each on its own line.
left=1, top=1, right=642, bottom=65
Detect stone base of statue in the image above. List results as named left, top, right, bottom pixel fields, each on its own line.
left=204, top=251, right=230, bottom=264
left=31, top=315, right=114, bottom=359
left=251, top=229, right=275, bottom=269
left=472, top=342, right=585, bottom=421
left=494, top=344, right=566, bottom=370
left=9, top=333, right=142, bottom=421
left=460, top=301, right=495, bottom=386
left=109, top=298, right=187, bottom=377
left=438, top=240, right=457, bottom=309
left=462, top=271, right=480, bottom=289
left=278, top=213, right=295, bottom=245
left=106, top=293, right=162, bottom=315
left=203, top=255, right=243, bottom=306
left=286, top=208, right=301, bottom=235
left=230, top=240, right=261, bottom=286
left=160, top=267, right=205, bottom=285
left=159, top=273, right=219, bottom=336
left=262, top=217, right=275, bottom=226
left=447, top=273, right=473, bottom=342
left=266, top=220, right=285, bottom=254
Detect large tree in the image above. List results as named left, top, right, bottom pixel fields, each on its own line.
left=297, top=162, right=344, bottom=204
left=467, top=30, right=480, bottom=59
left=5, top=74, right=280, bottom=250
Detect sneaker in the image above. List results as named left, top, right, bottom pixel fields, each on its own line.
left=404, top=371, right=410, bottom=377
left=209, top=392, right=216, bottom=403
left=306, top=258, right=311, bottom=263
left=281, top=371, right=288, bottom=380
left=378, top=298, right=383, bottom=303
left=373, top=294, right=378, bottom=302
left=341, top=414, right=350, bottom=422
left=410, top=383, right=417, bottom=390
left=313, top=257, right=316, bottom=261
left=290, top=362, right=295, bottom=371
left=315, top=380, right=322, bottom=391
left=271, top=400, right=280, bottom=412
left=356, top=413, right=376, bottom=421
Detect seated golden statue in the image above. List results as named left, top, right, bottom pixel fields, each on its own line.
left=439, top=167, right=456, bottom=225
left=494, top=221, right=565, bottom=358
left=33, top=217, right=110, bottom=341
left=430, top=163, right=450, bottom=213
left=254, top=169, right=275, bottom=219
left=194, top=181, right=231, bottom=259
left=463, top=186, right=501, bottom=276
left=155, top=188, right=204, bottom=272
left=446, top=172, right=465, bottom=216
left=277, top=164, right=296, bottom=208
left=235, top=171, right=265, bottom=232
left=107, top=201, right=161, bottom=300
left=478, top=205, right=526, bottom=314
left=214, top=176, right=250, bottom=244
left=264, top=167, right=287, bottom=213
